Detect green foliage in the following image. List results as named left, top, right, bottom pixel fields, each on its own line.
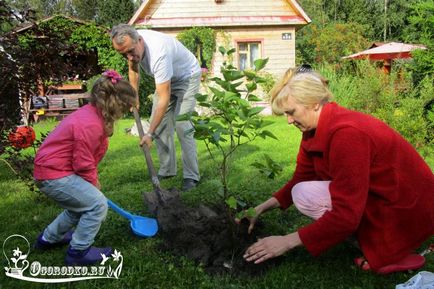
left=95, top=0, right=134, bottom=27
left=320, top=61, right=433, bottom=149
left=3, top=14, right=155, bottom=121
left=251, top=154, right=283, bottom=180
left=179, top=47, right=277, bottom=201
left=257, top=71, right=276, bottom=97
left=177, top=27, right=216, bottom=69
left=296, top=22, right=369, bottom=65
left=72, top=0, right=98, bottom=21
left=402, top=0, right=434, bottom=85
left=298, top=0, right=410, bottom=41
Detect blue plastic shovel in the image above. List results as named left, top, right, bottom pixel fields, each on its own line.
left=107, top=199, right=158, bottom=237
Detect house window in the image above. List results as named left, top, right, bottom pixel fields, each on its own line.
left=237, top=41, right=262, bottom=71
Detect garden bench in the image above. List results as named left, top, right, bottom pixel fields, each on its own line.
left=30, top=84, right=89, bottom=122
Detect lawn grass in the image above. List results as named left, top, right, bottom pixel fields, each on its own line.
left=0, top=116, right=433, bottom=289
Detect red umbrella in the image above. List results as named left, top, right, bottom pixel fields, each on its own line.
left=343, top=42, right=426, bottom=61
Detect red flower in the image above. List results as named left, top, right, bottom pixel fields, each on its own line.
left=8, top=126, right=36, bottom=149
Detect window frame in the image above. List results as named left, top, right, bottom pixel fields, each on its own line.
left=234, top=39, right=264, bottom=71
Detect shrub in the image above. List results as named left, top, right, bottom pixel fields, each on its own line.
left=319, top=61, right=431, bottom=149
left=179, top=47, right=277, bottom=202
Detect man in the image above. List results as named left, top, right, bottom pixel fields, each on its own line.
left=111, top=24, right=200, bottom=191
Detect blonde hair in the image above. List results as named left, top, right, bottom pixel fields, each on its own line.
left=90, top=76, right=136, bottom=136
left=270, top=68, right=333, bottom=115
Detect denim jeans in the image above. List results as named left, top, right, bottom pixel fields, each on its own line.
left=36, top=174, right=108, bottom=250
left=151, top=72, right=201, bottom=181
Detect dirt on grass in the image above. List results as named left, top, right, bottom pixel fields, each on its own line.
left=150, top=192, right=281, bottom=276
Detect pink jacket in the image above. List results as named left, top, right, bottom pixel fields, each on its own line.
left=274, top=102, right=434, bottom=270
left=34, top=104, right=108, bottom=186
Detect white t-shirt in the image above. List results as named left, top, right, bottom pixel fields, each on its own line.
left=137, top=29, right=201, bottom=84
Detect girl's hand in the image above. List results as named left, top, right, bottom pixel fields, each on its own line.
left=95, top=179, right=101, bottom=190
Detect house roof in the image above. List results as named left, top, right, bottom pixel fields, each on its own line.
left=14, top=15, right=90, bottom=33
left=343, top=42, right=427, bottom=61
left=129, top=0, right=311, bottom=28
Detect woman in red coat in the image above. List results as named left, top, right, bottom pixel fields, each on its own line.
left=241, top=66, right=434, bottom=274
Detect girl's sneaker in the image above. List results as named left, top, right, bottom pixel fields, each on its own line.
left=65, top=246, right=112, bottom=265
left=34, top=231, right=73, bottom=250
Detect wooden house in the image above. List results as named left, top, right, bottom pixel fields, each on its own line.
left=128, top=0, right=311, bottom=77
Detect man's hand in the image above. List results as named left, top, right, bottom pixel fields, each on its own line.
left=140, top=134, right=153, bottom=148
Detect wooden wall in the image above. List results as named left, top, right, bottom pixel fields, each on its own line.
left=160, top=26, right=296, bottom=78
left=146, top=0, right=297, bottom=18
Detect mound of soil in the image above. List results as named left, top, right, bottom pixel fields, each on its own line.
left=153, top=195, right=281, bottom=275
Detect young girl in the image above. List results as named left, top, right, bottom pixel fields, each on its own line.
left=33, top=70, right=136, bottom=265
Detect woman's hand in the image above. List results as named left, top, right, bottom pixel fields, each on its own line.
left=235, top=197, right=281, bottom=234
left=235, top=208, right=260, bottom=234
left=243, top=232, right=302, bottom=264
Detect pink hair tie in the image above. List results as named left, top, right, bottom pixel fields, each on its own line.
left=103, top=70, right=123, bottom=84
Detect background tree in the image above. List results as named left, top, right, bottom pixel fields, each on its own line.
left=296, top=22, right=369, bottom=65
left=298, top=0, right=411, bottom=41
left=72, top=0, right=97, bottom=21
left=95, top=0, right=134, bottom=27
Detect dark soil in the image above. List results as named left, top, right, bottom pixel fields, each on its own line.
left=150, top=192, right=281, bottom=276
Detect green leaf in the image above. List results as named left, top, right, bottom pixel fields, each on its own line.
left=227, top=48, right=236, bottom=55
left=223, top=70, right=244, bottom=81
left=208, top=86, right=224, bottom=98
left=195, top=93, right=208, bottom=102
left=255, top=75, right=267, bottom=84
left=254, top=58, right=269, bottom=71
left=223, top=91, right=240, bottom=102
left=235, top=211, right=244, bottom=220
left=260, top=130, right=278, bottom=140
left=243, top=70, right=256, bottom=80
left=246, top=82, right=257, bottom=92
left=176, top=113, right=191, bottom=121
left=248, top=106, right=265, bottom=116
left=225, top=196, right=237, bottom=209
left=247, top=94, right=262, bottom=101
left=218, top=46, right=226, bottom=55
left=245, top=207, right=256, bottom=218
left=237, top=110, right=248, bottom=120
left=212, top=132, right=221, bottom=143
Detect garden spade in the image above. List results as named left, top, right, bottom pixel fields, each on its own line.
left=107, top=199, right=158, bottom=237
left=132, top=108, right=179, bottom=214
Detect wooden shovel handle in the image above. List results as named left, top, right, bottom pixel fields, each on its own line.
left=132, top=108, right=161, bottom=191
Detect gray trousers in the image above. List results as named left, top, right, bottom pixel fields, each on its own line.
left=151, top=72, right=201, bottom=181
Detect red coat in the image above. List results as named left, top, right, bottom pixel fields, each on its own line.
left=274, top=102, right=434, bottom=270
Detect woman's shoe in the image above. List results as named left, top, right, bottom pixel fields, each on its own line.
left=354, top=254, right=425, bottom=274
